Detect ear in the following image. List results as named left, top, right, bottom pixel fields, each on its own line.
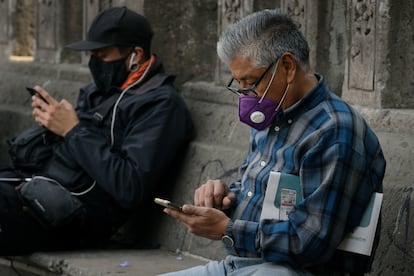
left=132, top=46, right=145, bottom=63
left=280, top=53, right=297, bottom=84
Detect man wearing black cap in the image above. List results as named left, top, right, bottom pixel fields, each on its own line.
left=0, top=6, right=193, bottom=254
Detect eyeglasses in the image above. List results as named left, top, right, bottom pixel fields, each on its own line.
left=226, top=62, right=275, bottom=96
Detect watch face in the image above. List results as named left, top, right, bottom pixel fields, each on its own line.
left=222, top=234, right=234, bottom=247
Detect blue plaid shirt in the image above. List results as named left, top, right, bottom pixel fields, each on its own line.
left=226, top=74, right=386, bottom=273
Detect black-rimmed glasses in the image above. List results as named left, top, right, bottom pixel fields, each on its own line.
left=226, top=62, right=275, bottom=96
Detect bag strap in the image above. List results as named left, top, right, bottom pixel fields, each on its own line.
left=78, top=93, right=120, bottom=125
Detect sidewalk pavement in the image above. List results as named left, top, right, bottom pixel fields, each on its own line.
left=1, top=248, right=209, bottom=275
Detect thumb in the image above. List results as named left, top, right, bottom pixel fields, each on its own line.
left=222, top=192, right=236, bottom=209
left=60, top=99, right=73, bottom=108
left=182, top=204, right=207, bottom=216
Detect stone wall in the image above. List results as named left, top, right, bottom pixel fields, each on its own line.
left=0, top=0, right=413, bottom=275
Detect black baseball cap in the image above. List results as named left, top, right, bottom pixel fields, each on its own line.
left=66, top=6, right=153, bottom=51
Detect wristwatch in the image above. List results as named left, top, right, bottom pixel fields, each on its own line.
left=221, top=220, right=234, bottom=247
left=221, top=234, right=234, bottom=247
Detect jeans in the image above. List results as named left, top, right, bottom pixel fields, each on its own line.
left=159, top=255, right=314, bottom=276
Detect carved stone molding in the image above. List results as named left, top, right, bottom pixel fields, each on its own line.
left=348, top=0, right=376, bottom=91
left=281, top=0, right=320, bottom=70
left=216, top=0, right=254, bottom=84
left=0, top=0, right=9, bottom=45
left=37, top=0, right=57, bottom=50
left=282, top=0, right=307, bottom=35
left=0, top=0, right=10, bottom=59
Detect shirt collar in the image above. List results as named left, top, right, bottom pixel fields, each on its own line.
left=282, top=73, right=329, bottom=117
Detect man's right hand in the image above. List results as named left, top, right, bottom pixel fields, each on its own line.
left=31, top=86, right=79, bottom=137
left=194, top=179, right=236, bottom=210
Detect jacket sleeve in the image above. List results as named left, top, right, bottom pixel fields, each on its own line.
left=64, top=87, right=192, bottom=209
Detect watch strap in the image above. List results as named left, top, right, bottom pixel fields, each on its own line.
left=221, top=220, right=237, bottom=254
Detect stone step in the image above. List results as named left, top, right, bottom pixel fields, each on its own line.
left=1, top=249, right=208, bottom=276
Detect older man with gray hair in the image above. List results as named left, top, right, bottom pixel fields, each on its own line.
left=162, top=9, right=385, bottom=275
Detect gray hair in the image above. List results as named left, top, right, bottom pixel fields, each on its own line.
left=217, top=9, right=309, bottom=70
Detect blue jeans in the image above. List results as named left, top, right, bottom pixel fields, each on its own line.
left=159, top=255, right=314, bottom=276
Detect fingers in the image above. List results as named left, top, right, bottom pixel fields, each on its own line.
left=181, top=204, right=203, bottom=215
left=194, top=179, right=227, bottom=208
left=201, top=181, right=215, bottom=208
left=33, top=85, right=57, bottom=105
left=30, top=91, right=78, bottom=136
left=163, top=204, right=204, bottom=222
left=31, top=101, right=49, bottom=124
left=163, top=205, right=230, bottom=240
left=163, top=204, right=196, bottom=225
left=31, top=86, right=56, bottom=114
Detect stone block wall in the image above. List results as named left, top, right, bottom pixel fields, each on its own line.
left=0, top=1, right=413, bottom=275
left=152, top=81, right=249, bottom=260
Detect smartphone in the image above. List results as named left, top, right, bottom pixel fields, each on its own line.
left=26, top=86, right=48, bottom=103
left=154, top=197, right=182, bottom=211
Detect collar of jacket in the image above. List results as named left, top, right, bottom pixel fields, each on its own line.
left=126, top=54, right=175, bottom=95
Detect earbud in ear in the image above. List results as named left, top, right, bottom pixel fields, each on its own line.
left=128, top=52, right=140, bottom=72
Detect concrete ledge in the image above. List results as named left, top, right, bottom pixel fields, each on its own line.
left=1, top=249, right=208, bottom=276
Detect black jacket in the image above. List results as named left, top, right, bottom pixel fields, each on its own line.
left=45, top=57, right=193, bottom=215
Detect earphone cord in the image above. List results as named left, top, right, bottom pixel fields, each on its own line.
left=110, top=55, right=153, bottom=146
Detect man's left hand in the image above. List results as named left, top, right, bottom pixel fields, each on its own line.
left=164, top=204, right=230, bottom=240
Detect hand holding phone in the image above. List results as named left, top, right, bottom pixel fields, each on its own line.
left=26, top=86, right=48, bottom=104
left=154, top=197, right=182, bottom=211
